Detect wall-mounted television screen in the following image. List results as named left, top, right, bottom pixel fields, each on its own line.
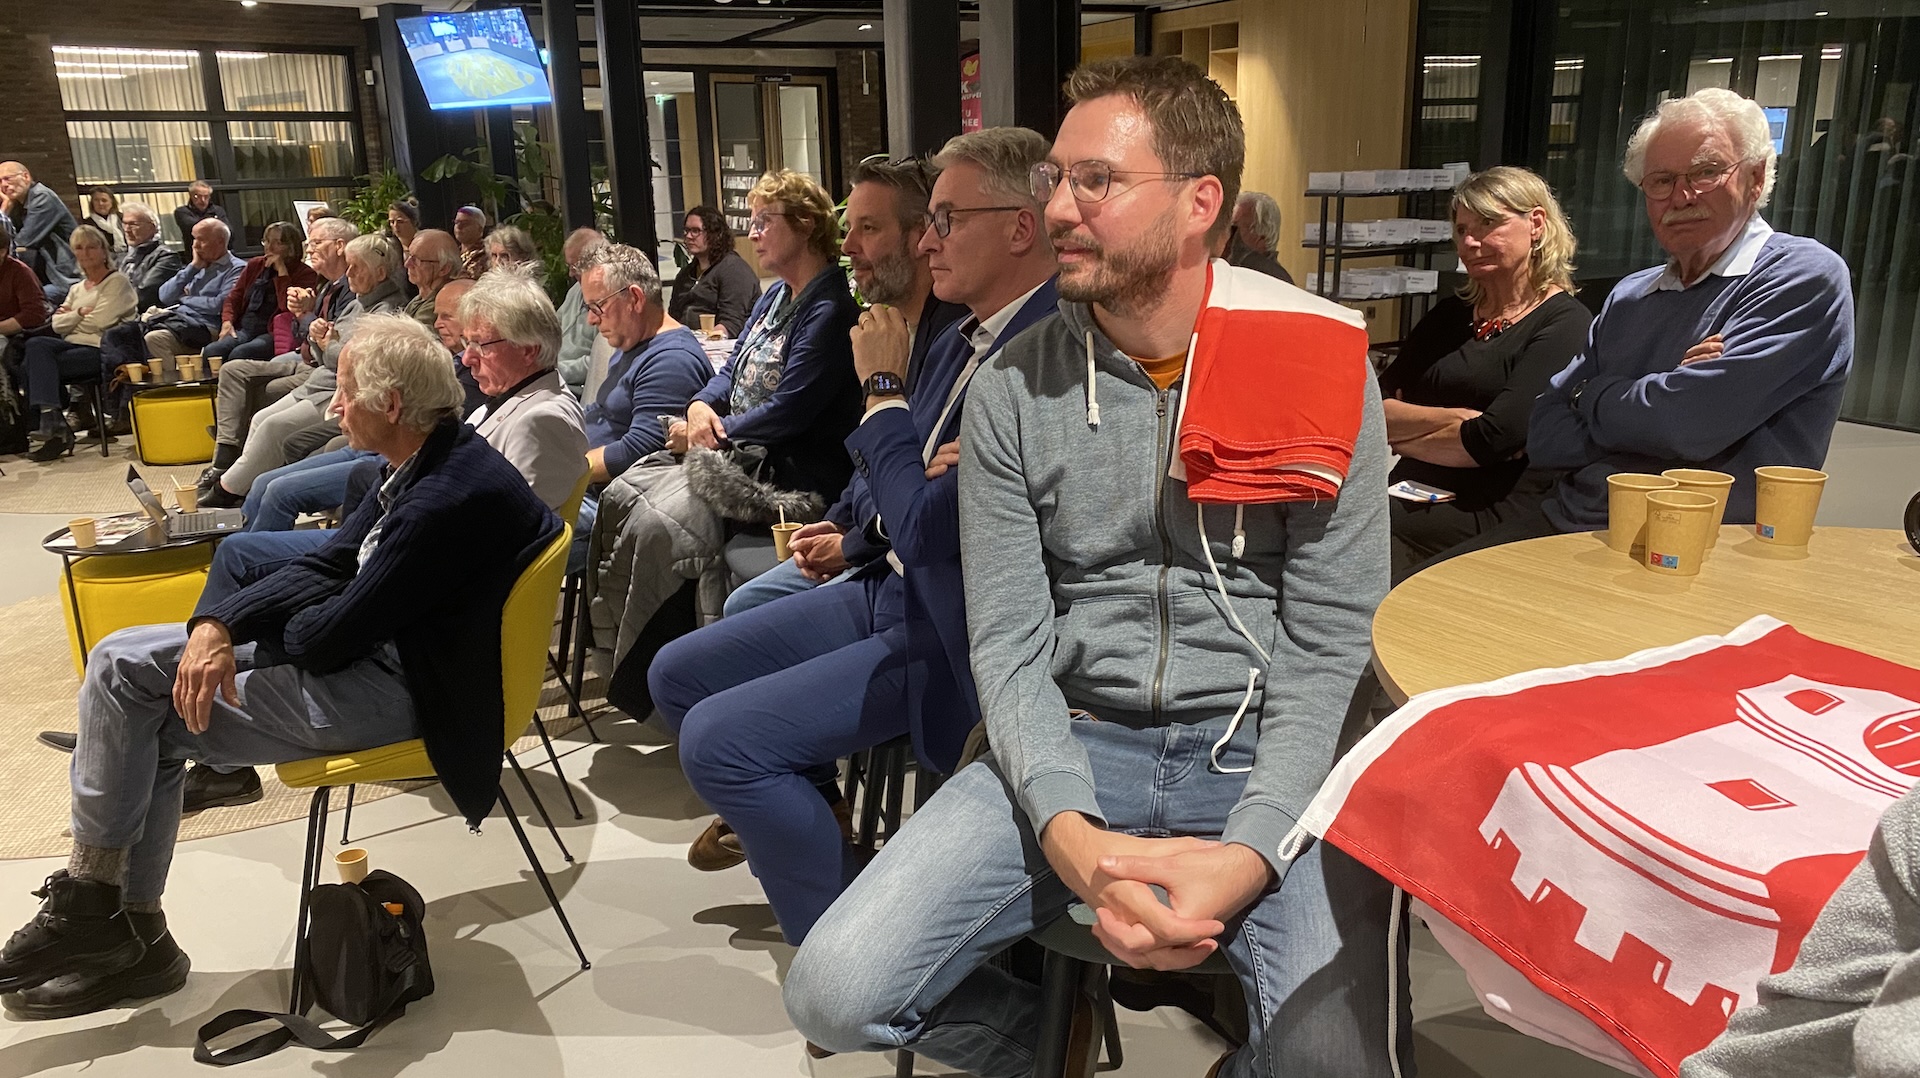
left=396, top=8, right=552, bottom=111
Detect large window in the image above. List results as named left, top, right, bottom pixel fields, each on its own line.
left=1412, top=2, right=1920, bottom=430
left=56, top=45, right=363, bottom=249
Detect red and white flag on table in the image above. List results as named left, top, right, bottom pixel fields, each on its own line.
left=1291, top=616, right=1920, bottom=1077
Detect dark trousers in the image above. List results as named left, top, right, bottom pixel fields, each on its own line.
left=201, top=332, right=277, bottom=363
left=1398, top=498, right=1562, bottom=582
left=21, top=337, right=104, bottom=418
left=1389, top=470, right=1560, bottom=583
left=648, top=572, right=909, bottom=944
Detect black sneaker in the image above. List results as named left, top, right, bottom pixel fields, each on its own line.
left=3, top=909, right=190, bottom=1019
left=195, top=466, right=223, bottom=494
left=181, top=765, right=263, bottom=813
left=0, top=871, right=145, bottom=995
left=36, top=731, right=77, bottom=753
left=197, top=484, right=244, bottom=510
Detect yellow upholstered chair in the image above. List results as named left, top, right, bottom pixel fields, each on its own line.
left=274, top=525, right=587, bottom=1012
left=128, top=385, right=217, bottom=466
left=59, top=544, right=215, bottom=676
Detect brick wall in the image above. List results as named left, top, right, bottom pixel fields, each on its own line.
left=0, top=0, right=382, bottom=218
left=836, top=49, right=887, bottom=187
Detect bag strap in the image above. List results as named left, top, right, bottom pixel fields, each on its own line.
left=192, top=1003, right=405, bottom=1067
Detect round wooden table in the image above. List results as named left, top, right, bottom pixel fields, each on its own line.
left=1372, top=526, right=1920, bottom=704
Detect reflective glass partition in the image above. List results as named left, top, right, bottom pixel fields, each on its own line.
left=57, top=45, right=364, bottom=248
left=1413, top=1, right=1920, bottom=429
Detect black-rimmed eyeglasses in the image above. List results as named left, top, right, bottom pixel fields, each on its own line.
left=921, top=205, right=1023, bottom=238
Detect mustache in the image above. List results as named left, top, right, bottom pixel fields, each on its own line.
left=1661, top=206, right=1712, bottom=225
left=1048, top=227, right=1100, bottom=255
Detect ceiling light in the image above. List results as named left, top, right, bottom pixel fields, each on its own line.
left=858, top=22, right=873, bottom=30
left=54, top=46, right=198, bottom=60
left=241, top=1, right=258, bottom=7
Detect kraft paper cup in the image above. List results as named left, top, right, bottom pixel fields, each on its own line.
left=1644, top=490, right=1717, bottom=576
left=699, top=313, right=717, bottom=336
left=209, top=357, right=224, bottom=374
left=335, top=848, right=369, bottom=885
left=772, top=522, right=802, bottom=561
left=174, top=484, right=199, bottom=513
left=126, top=363, right=147, bottom=384
left=1754, top=466, right=1827, bottom=546
left=68, top=517, right=97, bottom=548
left=1606, top=473, right=1679, bottom=554
left=1661, top=469, right=1735, bottom=548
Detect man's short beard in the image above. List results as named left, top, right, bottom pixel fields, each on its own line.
left=1052, top=209, right=1180, bottom=317
left=860, top=244, right=920, bottom=306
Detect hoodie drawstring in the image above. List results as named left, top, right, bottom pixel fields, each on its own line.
left=1084, top=329, right=1101, bottom=429
left=1198, top=503, right=1269, bottom=774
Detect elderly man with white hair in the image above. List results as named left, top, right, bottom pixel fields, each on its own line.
left=112, top=202, right=183, bottom=314
left=0, top=313, right=560, bottom=1020
left=1226, top=190, right=1294, bottom=284
left=1416, top=86, right=1854, bottom=566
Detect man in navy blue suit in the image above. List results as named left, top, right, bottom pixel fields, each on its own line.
left=647, top=127, right=1060, bottom=946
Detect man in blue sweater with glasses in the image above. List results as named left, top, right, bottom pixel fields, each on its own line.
left=1418, top=87, right=1853, bottom=569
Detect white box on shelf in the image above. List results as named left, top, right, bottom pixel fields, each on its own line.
left=1303, top=223, right=1323, bottom=245
left=1417, top=219, right=1454, bottom=242
left=1384, top=169, right=1417, bottom=191
left=1401, top=269, right=1441, bottom=294
left=1379, top=219, right=1421, bottom=244
left=1307, top=172, right=1343, bottom=193
left=1341, top=222, right=1374, bottom=245
left=1341, top=170, right=1382, bottom=192
left=1417, top=168, right=1453, bottom=190
left=1444, top=161, right=1473, bottom=186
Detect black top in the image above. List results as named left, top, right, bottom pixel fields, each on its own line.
left=668, top=248, right=763, bottom=338
left=1379, top=291, right=1591, bottom=510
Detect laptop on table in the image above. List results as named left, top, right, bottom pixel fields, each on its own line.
left=126, top=466, right=245, bottom=541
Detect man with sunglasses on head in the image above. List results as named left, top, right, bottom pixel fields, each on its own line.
left=1415, top=87, right=1853, bottom=570
left=788, top=57, right=1404, bottom=1078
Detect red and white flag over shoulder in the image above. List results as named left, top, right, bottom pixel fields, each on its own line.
left=1290, top=615, right=1920, bottom=1077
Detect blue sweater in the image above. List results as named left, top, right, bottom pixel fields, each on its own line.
left=1528, top=231, right=1854, bottom=530
left=693, top=267, right=861, bottom=502
left=586, top=325, right=714, bottom=479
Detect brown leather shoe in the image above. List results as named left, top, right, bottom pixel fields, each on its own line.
left=687, top=817, right=745, bottom=871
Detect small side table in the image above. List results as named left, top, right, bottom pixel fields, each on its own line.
left=45, top=524, right=227, bottom=675
left=127, top=375, right=218, bottom=466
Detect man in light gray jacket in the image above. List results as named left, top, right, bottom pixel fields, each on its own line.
left=787, top=56, right=1404, bottom=1078
left=1683, top=786, right=1920, bottom=1078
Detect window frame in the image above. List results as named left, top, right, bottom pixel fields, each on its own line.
left=57, top=40, right=368, bottom=249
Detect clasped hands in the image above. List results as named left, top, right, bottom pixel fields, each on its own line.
left=667, top=400, right=728, bottom=455
left=1042, top=811, right=1274, bottom=971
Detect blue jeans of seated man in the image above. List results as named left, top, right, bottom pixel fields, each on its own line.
left=649, top=569, right=907, bottom=944
left=567, top=493, right=597, bottom=576
left=242, top=448, right=378, bottom=532
left=197, top=530, right=330, bottom=614
left=722, top=556, right=825, bottom=618
left=785, top=714, right=1413, bottom=1078
left=73, top=623, right=416, bottom=904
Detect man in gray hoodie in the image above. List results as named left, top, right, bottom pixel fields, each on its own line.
left=786, top=56, right=1404, bottom=1078
left=1682, top=786, right=1920, bottom=1078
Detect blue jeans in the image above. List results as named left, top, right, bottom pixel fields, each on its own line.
left=567, top=493, right=597, bottom=576
left=785, top=715, right=1412, bottom=1078
left=649, top=571, right=906, bottom=943
left=196, top=530, right=330, bottom=613
left=242, top=448, right=376, bottom=531
left=72, top=623, right=416, bottom=904
left=722, top=556, right=823, bottom=618
left=21, top=337, right=103, bottom=416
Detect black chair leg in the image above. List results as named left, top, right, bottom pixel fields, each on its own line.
left=1030, top=948, right=1086, bottom=1078
left=531, top=717, right=585, bottom=820
left=91, top=381, right=109, bottom=458
left=895, top=1048, right=916, bottom=1076
left=290, top=787, right=331, bottom=1015
left=856, top=749, right=886, bottom=850
left=496, top=783, right=590, bottom=971
left=1096, top=970, right=1123, bottom=1071
left=338, top=783, right=355, bottom=845
left=880, top=744, right=908, bottom=844
left=505, top=749, right=574, bottom=862
left=547, top=652, right=598, bottom=741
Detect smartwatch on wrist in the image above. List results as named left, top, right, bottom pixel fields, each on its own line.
left=862, top=371, right=905, bottom=398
